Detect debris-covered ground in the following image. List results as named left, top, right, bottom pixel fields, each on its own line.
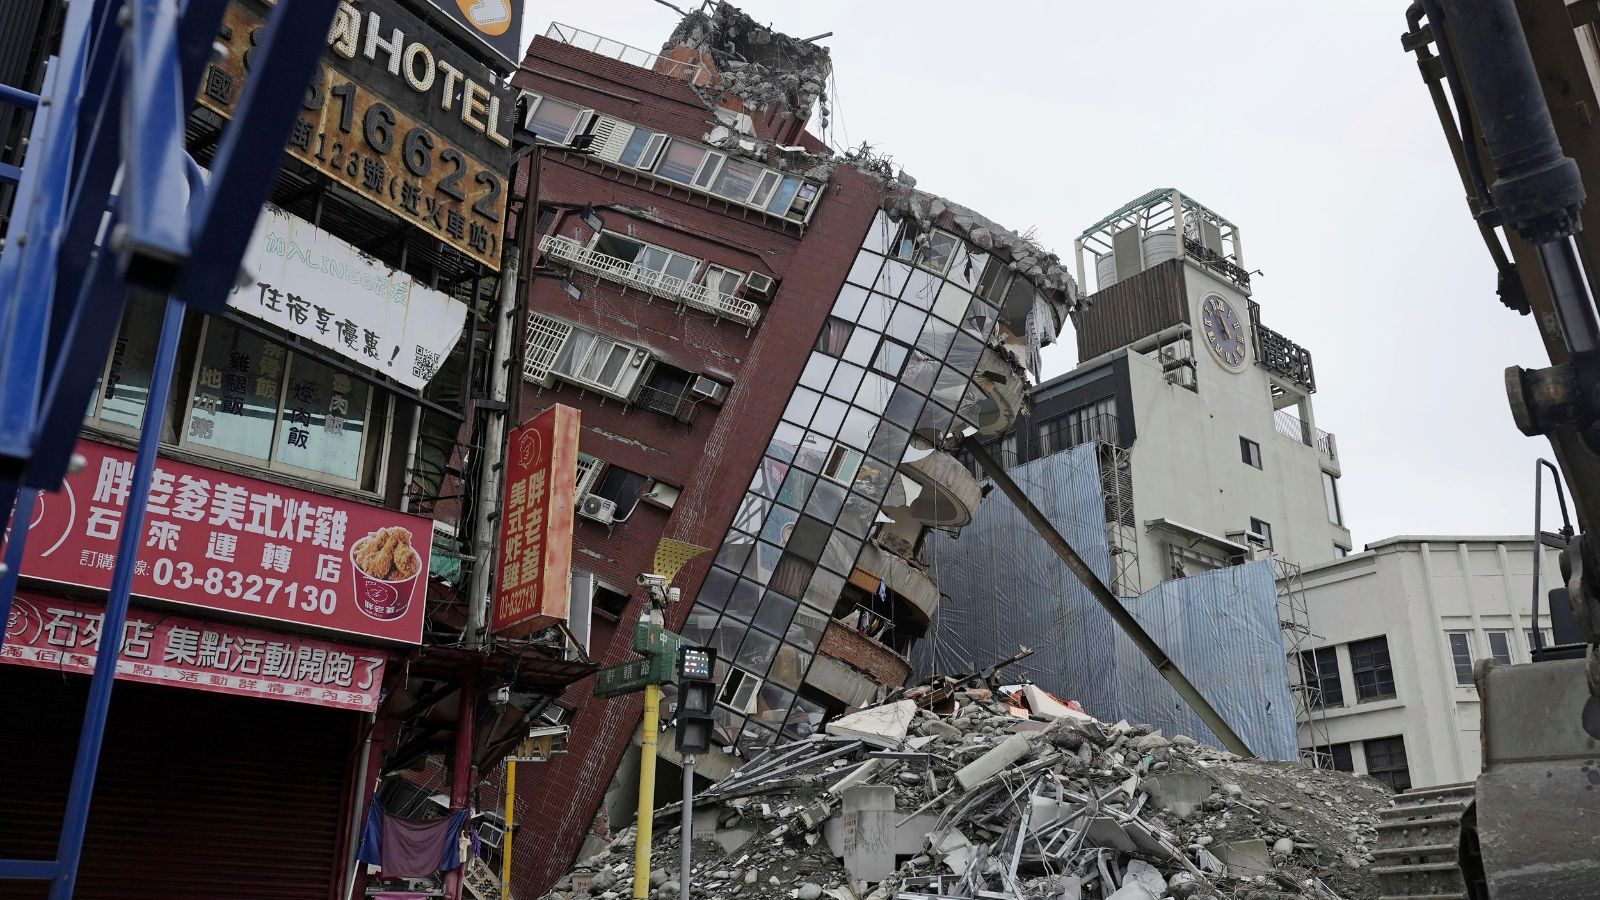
left=544, top=687, right=1392, bottom=900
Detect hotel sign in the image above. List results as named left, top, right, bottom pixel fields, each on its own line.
left=200, top=0, right=515, bottom=270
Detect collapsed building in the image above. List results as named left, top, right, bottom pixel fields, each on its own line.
left=510, top=4, right=1074, bottom=893
left=541, top=686, right=1392, bottom=900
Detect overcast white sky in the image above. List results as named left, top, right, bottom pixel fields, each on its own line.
left=524, top=1, right=1563, bottom=547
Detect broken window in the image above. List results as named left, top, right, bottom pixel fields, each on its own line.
left=821, top=444, right=863, bottom=485
left=890, top=220, right=960, bottom=275
left=635, top=362, right=697, bottom=423
left=1363, top=736, right=1411, bottom=792
left=718, top=668, right=762, bottom=714
left=592, top=464, right=650, bottom=521
left=1349, top=636, right=1396, bottom=700
left=1249, top=517, right=1273, bottom=549
left=591, top=583, right=629, bottom=619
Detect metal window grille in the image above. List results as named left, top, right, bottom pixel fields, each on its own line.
left=525, top=314, right=572, bottom=383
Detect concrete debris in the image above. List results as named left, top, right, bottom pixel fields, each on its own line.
left=542, top=694, right=1390, bottom=900
left=825, top=700, right=917, bottom=748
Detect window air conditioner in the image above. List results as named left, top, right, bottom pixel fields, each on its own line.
left=578, top=494, right=618, bottom=525
left=743, top=271, right=777, bottom=301
left=688, top=375, right=728, bottom=406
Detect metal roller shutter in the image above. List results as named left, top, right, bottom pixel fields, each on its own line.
left=0, top=666, right=356, bottom=899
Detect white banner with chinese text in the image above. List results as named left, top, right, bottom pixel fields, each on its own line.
left=232, top=204, right=468, bottom=390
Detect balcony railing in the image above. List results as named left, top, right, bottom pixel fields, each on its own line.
left=1183, top=235, right=1252, bottom=290
left=539, top=234, right=761, bottom=327
left=1274, top=409, right=1337, bottom=461
left=632, top=385, right=700, bottom=425
left=544, top=23, right=707, bottom=83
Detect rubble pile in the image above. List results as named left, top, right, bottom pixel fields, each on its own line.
left=544, top=690, right=1391, bottom=900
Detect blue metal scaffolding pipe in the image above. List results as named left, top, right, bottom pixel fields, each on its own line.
left=0, top=82, right=40, bottom=110
left=47, top=295, right=185, bottom=899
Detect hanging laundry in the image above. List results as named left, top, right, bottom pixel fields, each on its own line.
left=357, top=805, right=470, bottom=877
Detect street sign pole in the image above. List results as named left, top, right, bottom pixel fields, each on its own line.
left=680, top=753, right=695, bottom=900
left=632, top=682, right=660, bottom=900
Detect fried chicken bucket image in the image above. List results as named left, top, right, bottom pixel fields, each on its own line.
left=349, top=526, right=421, bottom=621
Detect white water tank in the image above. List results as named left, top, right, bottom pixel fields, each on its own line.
left=1142, top=229, right=1179, bottom=266
left=1095, top=253, right=1118, bottom=291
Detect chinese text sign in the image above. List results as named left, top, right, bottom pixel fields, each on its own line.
left=491, top=406, right=579, bottom=637
left=4, top=440, right=434, bottom=643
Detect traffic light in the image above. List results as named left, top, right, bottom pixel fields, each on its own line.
left=676, top=646, right=716, bottom=754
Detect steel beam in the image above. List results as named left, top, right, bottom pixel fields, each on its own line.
left=961, top=436, right=1256, bottom=758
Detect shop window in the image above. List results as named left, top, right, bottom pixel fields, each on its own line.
left=92, top=307, right=385, bottom=492
left=1447, top=631, right=1474, bottom=684
left=1240, top=436, right=1262, bottom=468
left=1349, top=636, right=1396, bottom=700
left=1363, top=736, right=1411, bottom=792
left=1297, top=646, right=1343, bottom=708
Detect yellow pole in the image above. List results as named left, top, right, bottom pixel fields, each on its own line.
left=632, top=683, right=661, bottom=900
left=501, top=758, right=516, bottom=900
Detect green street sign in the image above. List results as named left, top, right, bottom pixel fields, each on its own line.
left=635, top=621, right=686, bottom=658
left=594, top=651, right=677, bottom=698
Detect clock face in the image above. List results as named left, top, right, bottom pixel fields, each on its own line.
left=1201, top=294, right=1248, bottom=370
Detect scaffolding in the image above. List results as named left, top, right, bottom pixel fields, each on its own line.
left=1277, top=558, right=1333, bottom=768
left=1097, top=442, right=1141, bottom=597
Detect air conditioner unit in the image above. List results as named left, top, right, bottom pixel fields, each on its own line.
left=688, top=375, right=728, bottom=406
left=744, top=271, right=777, bottom=301
left=578, top=494, right=618, bottom=524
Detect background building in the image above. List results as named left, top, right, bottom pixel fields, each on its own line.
left=966, top=188, right=1350, bottom=598
left=1291, top=536, right=1561, bottom=790
left=506, top=6, right=1074, bottom=892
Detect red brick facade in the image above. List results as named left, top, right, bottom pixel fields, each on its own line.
left=817, top=619, right=914, bottom=688
left=508, top=37, right=884, bottom=895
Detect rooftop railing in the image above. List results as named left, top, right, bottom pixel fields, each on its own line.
left=1274, top=409, right=1338, bottom=462
left=543, top=23, right=707, bottom=83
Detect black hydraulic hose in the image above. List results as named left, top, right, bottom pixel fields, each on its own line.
left=1417, top=0, right=1496, bottom=221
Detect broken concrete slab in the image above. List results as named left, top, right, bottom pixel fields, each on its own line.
left=1084, top=816, right=1138, bottom=853
left=839, top=784, right=896, bottom=884
left=826, top=700, right=916, bottom=748
left=932, top=829, right=974, bottom=876
left=953, top=733, right=1030, bottom=790
left=893, top=812, right=940, bottom=854
left=1122, top=859, right=1166, bottom=896
left=1214, top=838, right=1272, bottom=875
left=827, top=759, right=881, bottom=796
left=1143, top=771, right=1211, bottom=819
left=1023, top=684, right=1096, bottom=723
